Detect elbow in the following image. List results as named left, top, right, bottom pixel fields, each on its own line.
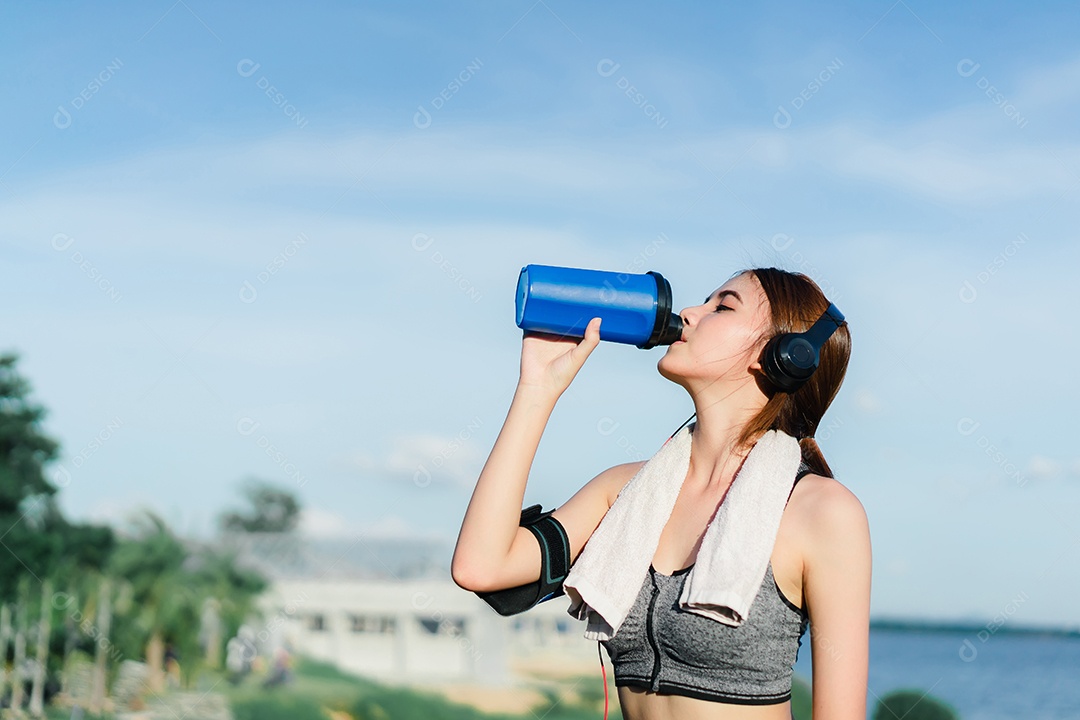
left=451, top=556, right=492, bottom=593
left=452, top=560, right=512, bottom=594
left=450, top=540, right=475, bottom=591
left=451, top=559, right=476, bottom=592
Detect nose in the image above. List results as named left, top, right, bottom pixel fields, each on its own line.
left=679, top=303, right=703, bottom=327
left=677, top=300, right=713, bottom=339
left=674, top=308, right=696, bottom=341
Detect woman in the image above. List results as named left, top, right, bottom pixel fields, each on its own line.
left=452, top=267, right=871, bottom=719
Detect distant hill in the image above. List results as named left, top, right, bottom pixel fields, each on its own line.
left=870, top=617, right=1080, bottom=638
left=219, top=531, right=452, bottom=582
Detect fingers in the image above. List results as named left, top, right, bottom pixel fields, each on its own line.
left=583, top=316, right=602, bottom=344
left=573, top=317, right=602, bottom=362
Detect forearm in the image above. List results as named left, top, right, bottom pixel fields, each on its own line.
left=451, top=383, right=558, bottom=585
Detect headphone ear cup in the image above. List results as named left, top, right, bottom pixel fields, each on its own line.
left=761, top=333, right=818, bottom=393
left=760, top=334, right=788, bottom=391
left=760, top=302, right=844, bottom=394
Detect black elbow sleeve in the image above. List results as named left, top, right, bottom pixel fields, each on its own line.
left=474, top=504, right=571, bottom=616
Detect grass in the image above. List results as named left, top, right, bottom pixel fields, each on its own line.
left=43, top=659, right=832, bottom=720
left=223, top=656, right=620, bottom=720
left=223, top=657, right=372, bottom=719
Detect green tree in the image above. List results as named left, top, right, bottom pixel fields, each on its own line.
left=0, top=354, right=59, bottom=512
left=0, top=352, right=119, bottom=716
left=109, top=512, right=198, bottom=692
left=0, top=352, right=276, bottom=707
left=187, top=544, right=267, bottom=669
left=220, top=479, right=301, bottom=533
left=0, top=353, right=115, bottom=595
left=0, top=352, right=61, bottom=601
left=873, top=688, right=960, bottom=720
left=110, top=511, right=269, bottom=690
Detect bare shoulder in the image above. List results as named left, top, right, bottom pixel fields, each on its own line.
left=789, top=472, right=866, bottom=521
left=598, top=460, right=647, bottom=507
left=789, top=473, right=871, bottom=565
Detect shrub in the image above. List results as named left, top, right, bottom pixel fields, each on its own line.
left=873, top=688, right=959, bottom=720
left=232, top=695, right=328, bottom=720
left=353, top=686, right=512, bottom=720
left=791, top=674, right=812, bottom=720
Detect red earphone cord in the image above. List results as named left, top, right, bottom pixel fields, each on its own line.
left=592, top=410, right=691, bottom=720
left=598, top=640, right=609, bottom=720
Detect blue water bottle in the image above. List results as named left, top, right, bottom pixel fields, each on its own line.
left=515, top=264, right=684, bottom=349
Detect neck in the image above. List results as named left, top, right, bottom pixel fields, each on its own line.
left=685, top=390, right=769, bottom=492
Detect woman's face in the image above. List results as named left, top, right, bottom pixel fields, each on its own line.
left=657, top=272, right=772, bottom=389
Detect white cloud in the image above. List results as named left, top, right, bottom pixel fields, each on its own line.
left=80, top=497, right=206, bottom=538
left=265, top=507, right=445, bottom=542
left=342, top=432, right=483, bottom=488
left=9, top=51, right=1080, bottom=269
left=1010, top=55, right=1080, bottom=112
left=811, top=123, right=1076, bottom=204
left=362, top=514, right=423, bottom=539
left=1028, top=459, right=1062, bottom=481
left=854, top=388, right=882, bottom=414
left=83, top=499, right=132, bottom=526
left=298, top=506, right=354, bottom=538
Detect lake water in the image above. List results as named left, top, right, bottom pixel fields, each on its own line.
left=793, top=626, right=1080, bottom=719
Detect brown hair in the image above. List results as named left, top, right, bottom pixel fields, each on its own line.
left=733, top=267, right=851, bottom=478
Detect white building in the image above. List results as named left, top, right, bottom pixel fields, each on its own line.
left=225, top=532, right=600, bottom=687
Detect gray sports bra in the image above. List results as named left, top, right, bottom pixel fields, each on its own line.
left=599, top=461, right=813, bottom=705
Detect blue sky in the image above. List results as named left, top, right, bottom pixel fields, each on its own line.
left=2, top=1, right=1079, bottom=628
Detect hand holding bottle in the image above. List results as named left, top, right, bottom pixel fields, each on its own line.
left=517, top=317, right=602, bottom=400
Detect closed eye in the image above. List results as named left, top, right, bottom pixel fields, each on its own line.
left=714, top=304, right=733, bottom=312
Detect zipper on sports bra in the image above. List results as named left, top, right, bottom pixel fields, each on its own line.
left=645, top=572, right=662, bottom=691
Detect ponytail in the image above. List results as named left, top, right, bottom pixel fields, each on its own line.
left=798, top=436, right=833, bottom=479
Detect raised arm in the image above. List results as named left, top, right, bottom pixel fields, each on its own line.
left=451, top=317, right=607, bottom=592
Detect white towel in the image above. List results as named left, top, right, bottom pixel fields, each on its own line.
left=563, top=422, right=802, bottom=640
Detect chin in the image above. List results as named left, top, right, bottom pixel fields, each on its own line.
left=656, top=354, right=684, bottom=384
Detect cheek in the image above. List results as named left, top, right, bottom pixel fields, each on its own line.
left=694, top=328, right=760, bottom=365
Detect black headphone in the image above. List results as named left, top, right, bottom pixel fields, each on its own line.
left=760, top=302, right=846, bottom=393
left=667, top=300, right=847, bottom=440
